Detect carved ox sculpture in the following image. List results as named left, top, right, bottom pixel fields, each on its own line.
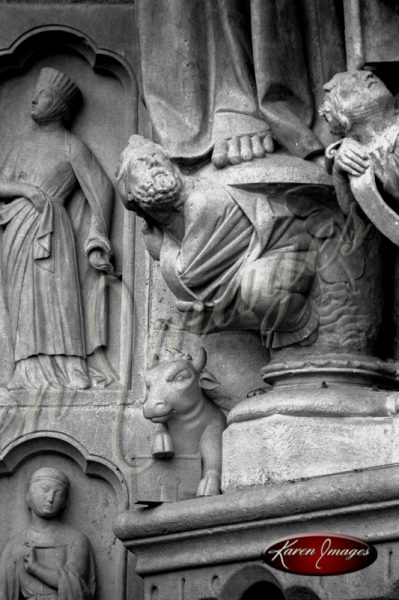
left=143, top=348, right=226, bottom=496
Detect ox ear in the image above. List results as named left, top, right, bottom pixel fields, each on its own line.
left=192, top=347, right=207, bottom=372
left=199, top=370, right=221, bottom=391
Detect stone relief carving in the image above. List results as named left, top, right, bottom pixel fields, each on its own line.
left=135, top=0, right=345, bottom=167
left=320, top=70, right=399, bottom=238
left=0, top=68, right=114, bottom=391
left=142, top=348, right=226, bottom=497
left=117, top=134, right=379, bottom=364
left=320, top=69, right=399, bottom=358
left=0, top=466, right=95, bottom=600
left=117, top=135, right=318, bottom=348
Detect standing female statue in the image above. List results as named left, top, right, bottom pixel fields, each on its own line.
left=0, top=68, right=114, bottom=390
left=0, top=467, right=95, bottom=599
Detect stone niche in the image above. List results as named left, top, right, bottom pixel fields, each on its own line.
left=3, top=2, right=399, bottom=600
left=0, top=433, right=129, bottom=600
left=0, top=5, right=149, bottom=476
left=0, top=6, right=146, bottom=599
left=0, top=27, right=136, bottom=385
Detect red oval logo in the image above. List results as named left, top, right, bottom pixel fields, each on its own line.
left=263, top=534, right=377, bottom=576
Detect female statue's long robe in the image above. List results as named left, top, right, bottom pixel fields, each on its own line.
left=0, top=128, right=113, bottom=375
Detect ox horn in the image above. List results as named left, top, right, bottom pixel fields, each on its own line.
left=192, top=347, right=207, bottom=372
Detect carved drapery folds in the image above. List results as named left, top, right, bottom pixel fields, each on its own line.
left=0, top=67, right=114, bottom=390
left=4, top=3, right=399, bottom=600
left=135, top=0, right=346, bottom=165
left=117, top=134, right=380, bottom=359
left=0, top=466, right=96, bottom=600
left=0, top=24, right=138, bottom=391
left=116, top=1, right=398, bottom=507
left=0, top=18, right=137, bottom=600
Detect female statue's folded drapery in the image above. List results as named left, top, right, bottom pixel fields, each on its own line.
left=0, top=467, right=96, bottom=600
left=0, top=68, right=114, bottom=390
left=0, top=526, right=96, bottom=600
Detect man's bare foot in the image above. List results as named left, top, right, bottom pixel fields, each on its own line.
left=212, top=131, right=274, bottom=169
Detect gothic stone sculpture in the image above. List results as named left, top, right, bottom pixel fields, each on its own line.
left=0, top=467, right=95, bottom=600
left=117, top=135, right=322, bottom=349
left=0, top=68, right=114, bottom=390
left=143, top=348, right=226, bottom=496
left=135, top=0, right=345, bottom=168
left=320, top=69, right=399, bottom=241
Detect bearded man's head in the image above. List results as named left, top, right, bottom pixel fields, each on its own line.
left=117, top=135, right=183, bottom=213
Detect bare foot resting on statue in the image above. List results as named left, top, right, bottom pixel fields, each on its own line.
left=211, top=131, right=274, bottom=168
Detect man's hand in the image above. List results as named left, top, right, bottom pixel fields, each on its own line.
left=23, top=544, right=36, bottom=574
left=334, top=138, right=369, bottom=177
left=212, top=131, right=274, bottom=169
left=142, top=222, right=163, bottom=261
left=88, top=249, right=114, bottom=275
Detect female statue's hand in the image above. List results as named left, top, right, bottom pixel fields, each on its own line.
left=23, top=544, right=36, bottom=573
left=21, top=184, right=47, bottom=213
left=88, top=248, right=114, bottom=275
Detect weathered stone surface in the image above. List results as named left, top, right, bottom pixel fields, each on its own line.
left=142, top=348, right=226, bottom=499
left=223, top=409, right=399, bottom=490
left=115, top=464, right=399, bottom=599
left=2, top=2, right=399, bottom=599
left=0, top=467, right=96, bottom=599
left=0, top=67, right=114, bottom=390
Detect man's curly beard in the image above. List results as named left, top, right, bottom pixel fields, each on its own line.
left=131, top=168, right=183, bottom=208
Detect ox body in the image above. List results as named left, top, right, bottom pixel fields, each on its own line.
left=143, top=348, right=226, bottom=496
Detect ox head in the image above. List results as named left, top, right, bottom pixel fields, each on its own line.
left=142, top=348, right=220, bottom=422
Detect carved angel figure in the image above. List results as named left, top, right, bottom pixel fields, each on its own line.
left=0, top=68, right=114, bottom=390
left=0, top=467, right=95, bottom=600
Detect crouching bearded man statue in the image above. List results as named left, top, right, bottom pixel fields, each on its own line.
left=0, top=467, right=95, bottom=600
left=117, top=135, right=329, bottom=349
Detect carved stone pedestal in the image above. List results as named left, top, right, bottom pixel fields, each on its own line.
left=115, top=464, right=399, bottom=600
left=222, top=355, right=399, bottom=492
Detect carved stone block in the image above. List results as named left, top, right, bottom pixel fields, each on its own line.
left=134, top=456, right=202, bottom=504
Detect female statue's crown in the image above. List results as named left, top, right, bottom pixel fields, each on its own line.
left=37, top=67, right=80, bottom=105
